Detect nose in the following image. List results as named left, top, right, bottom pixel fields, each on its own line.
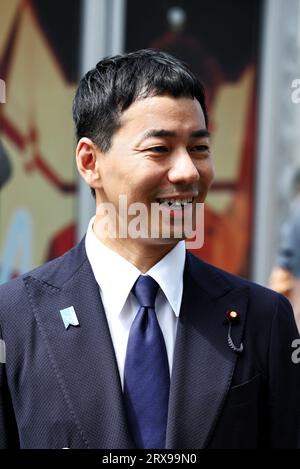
left=167, top=150, right=200, bottom=185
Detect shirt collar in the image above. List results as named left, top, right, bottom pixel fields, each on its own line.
left=85, top=216, right=186, bottom=317
left=147, top=242, right=185, bottom=317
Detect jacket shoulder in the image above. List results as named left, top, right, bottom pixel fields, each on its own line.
left=188, top=252, right=293, bottom=321
left=0, top=240, right=87, bottom=323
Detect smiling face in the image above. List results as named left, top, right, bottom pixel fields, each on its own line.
left=78, top=94, right=215, bottom=262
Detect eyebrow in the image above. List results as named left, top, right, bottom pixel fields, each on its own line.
left=137, top=128, right=210, bottom=145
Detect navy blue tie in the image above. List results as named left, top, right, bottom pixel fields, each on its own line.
left=124, top=275, right=170, bottom=449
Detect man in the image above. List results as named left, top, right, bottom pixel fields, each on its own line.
left=0, top=49, right=299, bottom=449
left=269, top=169, right=300, bottom=331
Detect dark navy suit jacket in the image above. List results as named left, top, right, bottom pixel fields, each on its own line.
left=0, top=239, right=299, bottom=448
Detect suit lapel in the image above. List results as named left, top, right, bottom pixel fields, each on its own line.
left=166, top=253, right=249, bottom=449
left=24, top=240, right=133, bottom=449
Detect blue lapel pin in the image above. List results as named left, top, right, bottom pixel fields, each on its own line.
left=60, top=306, right=79, bottom=329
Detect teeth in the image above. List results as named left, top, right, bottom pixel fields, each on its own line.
left=158, top=198, right=193, bottom=206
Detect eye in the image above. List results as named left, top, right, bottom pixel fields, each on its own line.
left=190, top=145, right=210, bottom=153
left=147, top=146, right=169, bottom=153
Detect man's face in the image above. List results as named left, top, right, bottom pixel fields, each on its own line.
left=95, top=95, right=214, bottom=245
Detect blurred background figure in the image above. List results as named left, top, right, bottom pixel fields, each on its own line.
left=269, top=169, right=300, bottom=331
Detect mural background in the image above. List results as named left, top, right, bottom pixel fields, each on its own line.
left=0, top=0, right=263, bottom=283
left=0, top=0, right=80, bottom=283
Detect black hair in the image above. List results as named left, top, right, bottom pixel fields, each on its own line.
left=72, top=48, right=208, bottom=197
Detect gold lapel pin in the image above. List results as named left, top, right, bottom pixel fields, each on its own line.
left=226, top=310, right=240, bottom=323
left=225, top=310, right=243, bottom=353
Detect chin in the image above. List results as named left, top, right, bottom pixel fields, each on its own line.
left=142, top=236, right=182, bottom=247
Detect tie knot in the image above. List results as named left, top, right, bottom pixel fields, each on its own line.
left=132, top=275, right=159, bottom=308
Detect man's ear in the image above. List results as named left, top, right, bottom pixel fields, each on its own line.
left=76, top=137, right=102, bottom=189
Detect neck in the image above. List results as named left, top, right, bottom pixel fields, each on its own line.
left=93, top=216, right=179, bottom=273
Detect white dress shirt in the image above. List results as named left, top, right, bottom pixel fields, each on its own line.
left=85, top=216, right=186, bottom=388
